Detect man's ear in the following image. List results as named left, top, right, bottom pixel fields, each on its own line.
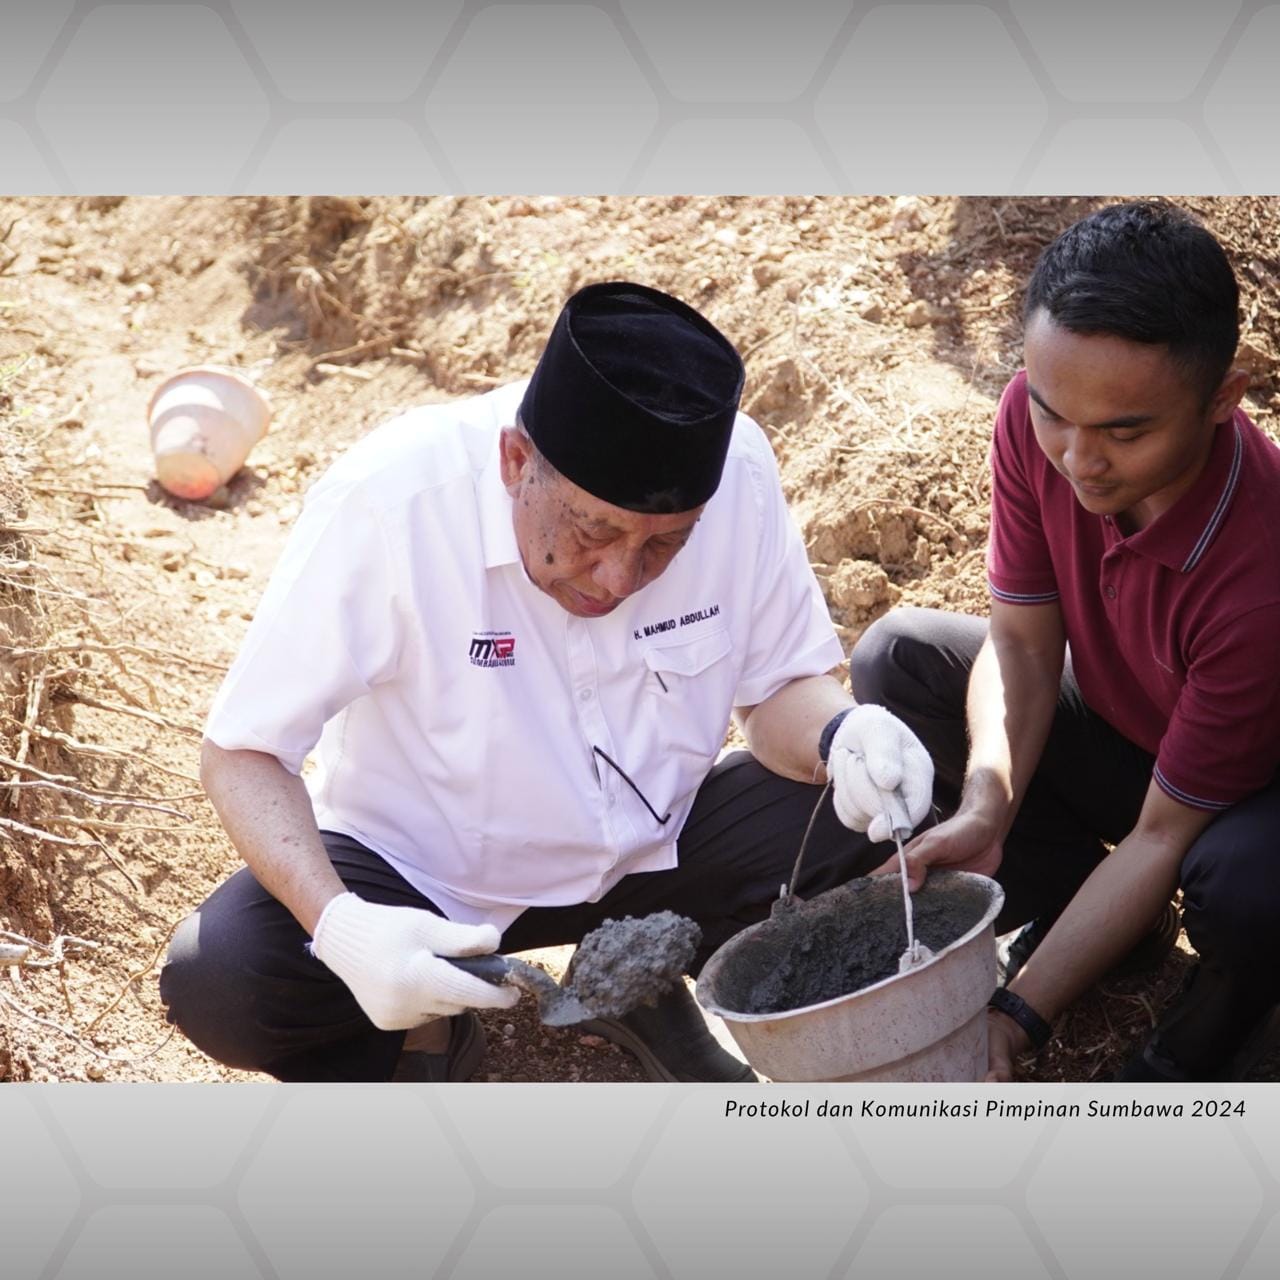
left=499, top=426, right=533, bottom=492
left=1208, top=367, right=1251, bottom=424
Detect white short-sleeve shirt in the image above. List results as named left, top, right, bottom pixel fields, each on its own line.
left=206, top=381, right=842, bottom=928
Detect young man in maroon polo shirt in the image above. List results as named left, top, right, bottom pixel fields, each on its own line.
left=851, top=200, right=1280, bottom=1081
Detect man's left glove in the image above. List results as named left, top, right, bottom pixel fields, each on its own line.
left=822, top=704, right=934, bottom=843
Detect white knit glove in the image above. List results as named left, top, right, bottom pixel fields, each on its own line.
left=827, top=704, right=934, bottom=844
left=310, top=893, right=520, bottom=1031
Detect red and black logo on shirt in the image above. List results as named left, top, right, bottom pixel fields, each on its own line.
left=469, top=632, right=516, bottom=667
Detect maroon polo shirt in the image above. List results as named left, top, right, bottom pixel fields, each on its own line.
left=986, top=370, right=1280, bottom=812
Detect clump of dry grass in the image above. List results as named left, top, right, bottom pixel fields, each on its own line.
left=245, top=197, right=518, bottom=368
left=0, top=359, right=211, bottom=1077
left=1, top=363, right=65, bottom=930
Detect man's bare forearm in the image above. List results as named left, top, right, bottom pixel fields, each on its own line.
left=736, top=673, right=852, bottom=782
left=1010, top=781, right=1212, bottom=1024
left=200, top=739, right=345, bottom=935
left=961, top=614, right=1063, bottom=838
left=1011, top=837, right=1179, bottom=1021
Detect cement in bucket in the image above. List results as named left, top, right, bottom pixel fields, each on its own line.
left=696, top=871, right=1004, bottom=1082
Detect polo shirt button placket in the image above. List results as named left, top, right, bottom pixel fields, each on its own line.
left=565, top=619, right=639, bottom=858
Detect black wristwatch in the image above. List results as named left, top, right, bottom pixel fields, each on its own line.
left=988, top=987, right=1053, bottom=1052
left=817, top=708, right=853, bottom=764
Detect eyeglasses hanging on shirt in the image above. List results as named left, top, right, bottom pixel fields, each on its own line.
left=591, top=744, right=671, bottom=826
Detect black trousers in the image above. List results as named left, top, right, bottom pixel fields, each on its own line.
left=850, top=608, right=1280, bottom=1060
left=161, top=752, right=881, bottom=1081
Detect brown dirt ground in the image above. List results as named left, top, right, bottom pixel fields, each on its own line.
left=1, top=195, right=1278, bottom=1084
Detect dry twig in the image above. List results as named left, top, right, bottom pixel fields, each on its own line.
left=1, top=780, right=189, bottom=819
left=308, top=335, right=393, bottom=367
left=1, top=718, right=201, bottom=785
left=849, top=497, right=965, bottom=545
left=0, top=812, right=100, bottom=849
left=1, top=930, right=99, bottom=969
left=64, top=690, right=202, bottom=739
left=30, top=484, right=147, bottom=498
left=6, top=672, right=46, bottom=815
left=82, top=920, right=179, bottom=1035
left=5, top=640, right=228, bottom=671
left=0, top=752, right=200, bottom=803
left=0, top=988, right=175, bottom=1066
left=45, top=816, right=186, bottom=835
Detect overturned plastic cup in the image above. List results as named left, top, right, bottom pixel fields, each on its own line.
left=147, top=365, right=271, bottom=501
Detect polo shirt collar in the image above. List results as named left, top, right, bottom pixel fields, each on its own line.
left=1126, top=416, right=1244, bottom=573
left=477, top=435, right=521, bottom=569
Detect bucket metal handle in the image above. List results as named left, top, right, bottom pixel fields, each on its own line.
left=783, top=780, right=922, bottom=961
left=783, top=779, right=834, bottom=901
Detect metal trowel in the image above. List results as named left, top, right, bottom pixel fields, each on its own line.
left=881, top=787, right=933, bottom=974
left=446, top=952, right=593, bottom=1026
left=446, top=910, right=701, bottom=1027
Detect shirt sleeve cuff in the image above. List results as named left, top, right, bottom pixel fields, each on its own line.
left=733, top=634, right=845, bottom=709
left=1152, top=763, right=1234, bottom=813
left=203, top=719, right=311, bottom=776
left=986, top=574, right=1060, bottom=605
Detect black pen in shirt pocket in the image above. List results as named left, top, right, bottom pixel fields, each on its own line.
left=592, top=744, right=671, bottom=825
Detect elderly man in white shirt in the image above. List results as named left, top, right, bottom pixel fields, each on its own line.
left=161, top=281, right=933, bottom=1082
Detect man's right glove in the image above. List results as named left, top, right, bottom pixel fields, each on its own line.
left=310, top=892, right=520, bottom=1031
left=823, top=704, right=934, bottom=844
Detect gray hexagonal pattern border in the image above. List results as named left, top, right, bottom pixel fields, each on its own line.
left=4, top=1085, right=1279, bottom=1278
left=0, top=0, right=1274, bottom=193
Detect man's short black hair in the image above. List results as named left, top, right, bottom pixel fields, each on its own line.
left=1024, top=200, right=1240, bottom=405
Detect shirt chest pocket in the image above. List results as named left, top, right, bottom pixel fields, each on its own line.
left=641, top=629, right=737, bottom=763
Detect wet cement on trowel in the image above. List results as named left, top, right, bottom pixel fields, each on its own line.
left=714, top=875, right=990, bottom=1015
left=568, top=912, right=701, bottom=1017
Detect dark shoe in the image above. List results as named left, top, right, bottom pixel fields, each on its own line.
left=392, top=1012, right=485, bottom=1082
left=579, top=982, right=757, bottom=1083
left=1114, top=963, right=1278, bottom=1083
left=1227, top=1006, right=1280, bottom=1081
left=1114, top=1034, right=1190, bottom=1082
left=999, top=901, right=1181, bottom=986
left=997, top=918, right=1050, bottom=987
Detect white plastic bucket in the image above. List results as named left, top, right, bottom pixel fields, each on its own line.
left=147, top=365, right=271, bottom=501
left=696, top=871, right=1005, bottom=1082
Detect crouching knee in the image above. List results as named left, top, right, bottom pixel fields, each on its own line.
left=160, top=909, right=287, bottom=1074
left=849, top=607, right=947, bottom=708
left=1182, top=841, right=1280, bottom=991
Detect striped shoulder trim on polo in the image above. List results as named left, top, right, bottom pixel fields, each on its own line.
left=988, top=580, right=1060, bottom=605
left=1181, top=423, right=1243, bottom=573
left=1153, top=764, right=1232, bottom=812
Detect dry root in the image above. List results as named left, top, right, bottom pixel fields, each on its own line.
left=2, top=374, right=211, bottom=1077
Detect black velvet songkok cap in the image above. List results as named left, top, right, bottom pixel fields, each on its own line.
left=518, top=281, right=745, bottom=513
